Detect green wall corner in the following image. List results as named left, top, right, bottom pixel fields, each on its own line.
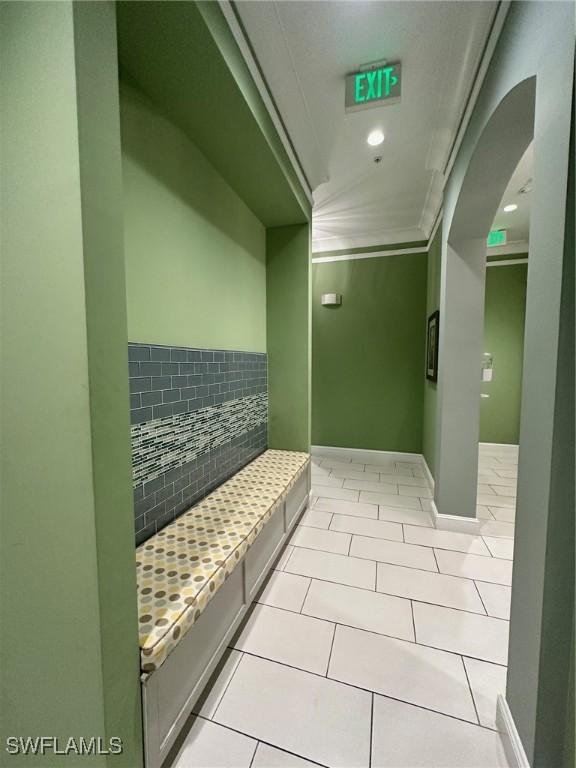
left=480, top=261, right=527, bottom=444
left=422, top=226, right=442, bottom=476
left=121, top=80, right=267, bottom=353
left=267, top=225, right=311, bottom=451
left=312, top=251, right=427, bottom=453
left=0, top=3, right=142, bottom=764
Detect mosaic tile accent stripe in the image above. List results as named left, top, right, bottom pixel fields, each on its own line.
left=129, top=344, right=267, bottom=545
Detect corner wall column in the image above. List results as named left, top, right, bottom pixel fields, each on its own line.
left=433, top=238, right=487, bottom=521
left=266, top=224, right=311, bottom=451
left=0, top=2, right=142, bottom=764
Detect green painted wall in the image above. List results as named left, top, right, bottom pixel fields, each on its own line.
left=120, top=80, right=267, bottom=352
left=116, top=2, right=309, bottom=228
left=0, top=3, right=142, bottom=764
left=480, top=261, right=527, bottom=444
left=267, top=225, right=311, bottom=451
left=312, top=253, right=427, bottom=453
left=422, top=226, right=442, bottom=475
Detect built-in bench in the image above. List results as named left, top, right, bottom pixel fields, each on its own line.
left=137, top=449, right=311, bottom=768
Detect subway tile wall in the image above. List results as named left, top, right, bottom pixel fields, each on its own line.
left=129, top=343, right=268, bottom=545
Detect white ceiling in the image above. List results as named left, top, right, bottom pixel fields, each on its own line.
left=236, top=0, right=498, bottom=252
left=491, top=141, right=533, bottom=246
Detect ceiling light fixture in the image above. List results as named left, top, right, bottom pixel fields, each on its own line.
left=367, top=129, right=385, bottom=147
left=503, top=204, right=518, bottom=213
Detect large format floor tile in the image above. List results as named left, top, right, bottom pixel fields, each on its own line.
left=319, top=459, right=366, bottom=472
left=398, top=485, right=433, bottom=499
left=463, top=657, right=507, bottom=730
left=233, top=604, right=334, bottom=675
left=365, top=463, right=413, bottom=476
left=376, top=562, right=485, bottom=614
left=343, top=479, right=399, bottom=494
left=379, top=473, right=429, bottom=487
left=257, top=570, right=311, bottom=613
left=488, top=506, right=516, bottom=523
left=350, top=535, right=438, bottom=571
left=328, top=625, right=477, bottom=722
left=302, top=579, right=414, bottom=641
left=299, top=508, right=333, bottom=529
left=331, top=469, right=380, bottom=482
left=290, top=525, right=351, bottom=555
left=494, top=468, right=518, bottom=479
left=490, top=485, right=517, bottom=497
left=403, top=525, right=490, bottom=556
left=475, top=581, right=512, bottom=620
left=359, top=490, right=422, bottom=509
left=195, top=649, right=243, bottom=719
left=252, top=743, right=321, bottom=768
left=371, top=695, right=508, bottom=767
left=479, top=519, right=515, bottom=539
left=313, top=486, right=360, bottom=502
left=413, top=602, right=509, bottom=664
left=476, top=505, right=495, bottom=520
left=285, top=546, right=376, bottom=590
left=311, top=474, right=345, bottom=488
left=483, top=535, right=514, bottom=559
left=215, top=654, right=372, bottom=768
left=329, top=513, right=403, bottom=542
left=173, top=717, right=256, bottom=768
left=314, top=497, right=378, bottom=519
left=276, top=545, right=295, bottom=571
left=477, top=493, right=516, bottom=509
left=478, top=474, right=517, bottom=487
left=435, top=549, right=513, bottom=585
left=378, top=506, right=433, bottom=527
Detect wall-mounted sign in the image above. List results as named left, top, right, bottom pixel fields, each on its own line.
left=345, top=62, right=401, bottom=112
left=487, top=229, right=507, bottom=247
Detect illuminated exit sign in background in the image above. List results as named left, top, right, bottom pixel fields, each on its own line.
left=345, top=62, right=402, bottom=112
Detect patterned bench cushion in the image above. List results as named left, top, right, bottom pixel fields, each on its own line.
left=137, top=449, right=310, bottom=673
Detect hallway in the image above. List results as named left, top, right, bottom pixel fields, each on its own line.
left=2, top=3, right=573, bottom=766
left=171, top=445, right=516, bottom=767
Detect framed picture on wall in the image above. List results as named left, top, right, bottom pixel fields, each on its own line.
left=426, top=310, right=440, bottom=382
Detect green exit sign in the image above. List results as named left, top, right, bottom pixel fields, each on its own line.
left=487, top=229, right=507, bottom=247
left=345, top=62, right=402, bottom=112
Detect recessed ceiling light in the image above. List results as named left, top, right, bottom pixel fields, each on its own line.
left=367, top=129, right=385, bottom=147
left=503, top=204, right=518, bottom=213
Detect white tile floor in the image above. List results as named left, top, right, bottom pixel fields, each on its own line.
left=171, top=444, right=516, bottom=767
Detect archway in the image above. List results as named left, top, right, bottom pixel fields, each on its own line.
left=434, top=77, right=536, bottom=525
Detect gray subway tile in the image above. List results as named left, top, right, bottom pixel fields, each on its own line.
left=141, top=391, right=162, bottom=407
left=140, top=362, right=162, bottom=376
left=151, top=376, right=171, bottom=390
left=130, top=394, right=141, bottom=409
left=128, top=345, right=150, bottom=362
left=129, top=377, right=151, bottom=394
left=153, top=404, right=173, bottom=419
left=131, top=407, right=152, bottom=424
left=163, top=389, right=181, bottom=403
left=150, top=346, right=171, bottom=361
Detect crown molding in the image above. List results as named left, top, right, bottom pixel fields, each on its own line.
left=218, top=0, right=314, bottom=206
left=419, top=1, right=512, bottom=240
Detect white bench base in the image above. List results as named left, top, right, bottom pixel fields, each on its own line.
left=141, top=465, right=311, bottom=768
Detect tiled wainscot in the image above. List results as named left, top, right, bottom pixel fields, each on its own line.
left=129, top=343, right=267, bottom=544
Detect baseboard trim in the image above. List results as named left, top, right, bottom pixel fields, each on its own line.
left=421, top=456, right=435, bottom=492
left=310, top=445, right=421, bottom=463
left=496, top=695, right=530, bottom=768
left=479, top=441, right=519, bottom=449
left=430, top=499, right=481, bottom=534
